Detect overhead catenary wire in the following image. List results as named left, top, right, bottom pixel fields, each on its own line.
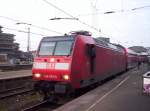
left=0, top=16, right=20, bottom=22
left=1, top=2, right=147, bottom=48
left=131, top=5, right=150, bottom=10
left=77, top=5, right=150, bottom=17
left=30, top=24, right=63, bottom=34
left=0, top=15, right=115, bottom=42
left=3, top=26, right=48, bottom=36
left=41, top=0, right=149, bottom=47
left=42, top=0, right=101, bottom=33
left=0, top=15, right=107, bottom=39
left=76, top=3, right=150, bottom=46
left=0, top=15, right=63, bottom=34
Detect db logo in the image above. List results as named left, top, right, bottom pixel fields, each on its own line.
left=47, top=63, right=55, bottom=69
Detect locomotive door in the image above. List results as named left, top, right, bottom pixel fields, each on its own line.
left=86, top=44, right=96, bottom=74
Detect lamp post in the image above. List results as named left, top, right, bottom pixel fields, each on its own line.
left=16, top=22, right=31, bottom=52
left=27, top=27, right=30, bottom=52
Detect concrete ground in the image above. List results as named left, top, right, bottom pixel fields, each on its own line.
left=0, top=70, right=31, bottom=80
left=55, top=64, right=150, bottom=111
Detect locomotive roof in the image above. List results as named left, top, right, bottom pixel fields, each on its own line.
left=94, top=38, right=125, bottom=52
left=42, top=31, right=91, bottom=42
left=126, top=48, right=138, bottom=55
left=42, top=36, right=74, bottom=42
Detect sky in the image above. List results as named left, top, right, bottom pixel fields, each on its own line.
left=0, top=0, right=150, bottom=51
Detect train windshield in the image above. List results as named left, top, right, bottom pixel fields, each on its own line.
left=39, top=40, right=73, bottom=56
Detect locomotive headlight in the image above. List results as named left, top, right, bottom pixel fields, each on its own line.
left=34, top=73, right=41, bottom=78
left=62, top=75, right=70, bottom=80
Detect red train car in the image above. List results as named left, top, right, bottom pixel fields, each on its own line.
left=32, top=31, right=127, bottom=98
left=126, top=48, right=139, bottom=69
left=139, top=54, right=148, bottom=63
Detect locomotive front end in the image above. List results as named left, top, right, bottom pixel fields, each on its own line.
left=32, top=36, right=74, bottom=94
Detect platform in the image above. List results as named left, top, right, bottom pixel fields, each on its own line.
left=0, top=70, right=32, bottom=80
left=55, top=64, right=150, bottom=111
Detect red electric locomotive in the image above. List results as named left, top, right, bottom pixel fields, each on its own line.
left=32, top=31, right=127, bottom=99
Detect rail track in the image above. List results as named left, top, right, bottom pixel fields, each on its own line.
left=20, top=85, right=102, bottom=111
left=22, top=100, right=48, bottom=111
left=0, top=88, right=34, bottom=99
left=0, top=76, right=33, bottom=94
left=20, top=74, right=119, bottom=111
left=0, top=86, right=25, bottom=93
left=22, top=98, right=67, bottom=111
left=0, top=75, right=34, bottom=100
left=0, top=68, right=136, bottom=111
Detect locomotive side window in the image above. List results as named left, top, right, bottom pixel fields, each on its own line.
left=39, top=42, right=56, bottom=55
left=54, top=41, right=73, bottom=56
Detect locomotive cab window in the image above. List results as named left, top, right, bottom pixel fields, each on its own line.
left=54, top=41, right=73, bottom=56
left=39, top=40, right=73, bottom=56
left=39, top=42, right=56, bottom=55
